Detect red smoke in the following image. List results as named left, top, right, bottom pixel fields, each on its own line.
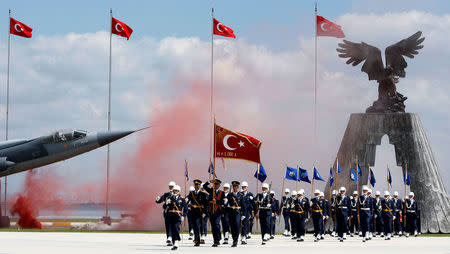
left=10, top=170, right=65, bottom=228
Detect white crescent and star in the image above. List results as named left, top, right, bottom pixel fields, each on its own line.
left=14, top=24, right=23, bottom=33
left=216, top=23, right=224, bottom=33
left=223, top=134, right=245, bottom=151
left=320, top=22, right=328, bottom=32
left=115, top=23, right=123, bottom=33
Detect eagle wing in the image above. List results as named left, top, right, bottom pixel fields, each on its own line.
left=337, top=40, right=385, bottom=81
left=385, top=31, right=424, bottom=78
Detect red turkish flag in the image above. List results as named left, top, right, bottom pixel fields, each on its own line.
left=111, top=17, right=133, bottom=40
left=10, top=18, right=32, bottom=38
left=316, top=15, right=345, bottom=38
left=214, top=123, right=261, bottom=164
left=213, top=18, right=236, bottom=38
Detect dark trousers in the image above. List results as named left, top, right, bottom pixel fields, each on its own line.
left=210, top=214, right=222, bottom=243
left=336, top=212, right=349, bottom=237
left=282, top=211, right=290, bottom=231
left=383, top=213, right=393, bottom=234
left=350, top=212, right=359, bottom=234
left=241, top=212, right=250, bottom=236
left=164, top=212, right=172, bottom=238
left=322, top=218, right=327, bottom=234
left=394, top=211, right=403, bottom=233
left=270, top=215, right=277, bottom=235
left=296, top=213, right=306, bottom=236
left=375, top=213, right=384, bottom=234
left=312, top=212, right=323, bottom=236
left=168, top=213, right=181, bottom=241
left=192, top=215, right=202, bottom=243
left=360, top=210, right=371, bottom=236
left=331, top=211, right=337, bottom=232
left=222, top=212, right=230, bottom=236
left=229, top=211, right=241, bottom=244
left=187, top=211, right=193, bottom=232
left=290, top=212, right=297, bottom=236
left=249, top=215, right=254, bottom=233
left=259, top=210, right=271, bottom=239
left=406, top=212, right=418, bottom=234
left=202, top=216, right=209, bottom=236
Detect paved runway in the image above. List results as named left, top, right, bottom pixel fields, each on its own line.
left=0, top=232, right=448, bottom=254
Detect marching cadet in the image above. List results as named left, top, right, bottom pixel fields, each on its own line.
left=155, top=181, right=176, bottom=246
left=373, top=191, right=384, bottom=237
left=289, top=191, right=298, bottom=239
left=392, top=191, right=403, bottom=236
left=405, top=192, right=419, bottom=237
left=224, top=181, right=246, bottom=247
left=221, top=183, right=231, bottom=244
left=240, top=181, right=254, bottom=244
left=255, top=183, right=273, bottom=244
left=270, top=190, right=279, bottom=239
left=330, top=190, right=337, bottom=236
left=187, top=180, right=208, bottom=247
left=310, top=189, right=324, bottom=242
left=349, top=191, right=359, bottom=237
left=381, top=191, right=395, bottom=240
left=200, top=186, right=209, bottom=244
left=292, top=189, right=309, bottom=242
left=281, top=188, right=291, bottom=236
left=165, top=185, right=188, bottom=250
left=319, top=192, right=329, bottom=237
left=203, top=179, right=225, bottom=247
left=367, top=189, right=374, bottom=239
left=359, top=186, right=372, bottom=242
left=336, top=187, right=351, bottom=242
left=187, top=186, right=195, bottom=240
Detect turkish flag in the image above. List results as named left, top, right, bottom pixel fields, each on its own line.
left=214, top=123, right=261, bottom=164
left=10, top=18, right=32, bottom=38
left=213, top=18, right=236, bottom=38
left=316, top=15, right=345, bottom=38
left=111, top=17, right=133, bottom=40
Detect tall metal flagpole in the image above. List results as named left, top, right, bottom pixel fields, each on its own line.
left=105, top=8, right=113, bottom=219
left=314, top=2, right=318, bottom=143
left=4, top=9, right=11, bottom=216
left=209, top=8, right=214, bottom=180
left=387, top=164, right=390, bottom=192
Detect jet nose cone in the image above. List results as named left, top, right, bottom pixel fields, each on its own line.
left=97, top=130, right=134, bottom=147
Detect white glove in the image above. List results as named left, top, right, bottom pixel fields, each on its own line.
left=202, top=214, right=206, bottom=219
left=267, top=204, right=271, bottom=208
left=223, top=198, right=228, bottom=205
left=374, top=214, right=378, bottom=218
left=249, top=196, right=253, bottom=200
left=305, top=218, right=309, bottom=222
left=272, top=214, right=275, bottom=217
left=165, top=199, right=171, bottom=205
left=241, top=216, right=246, bottom=221
left=326, top=216, right=329, bottom=219
left=323, top=216, right=326, bottom=220
left=181, top=217, right=185, bottom=222
left=156, top=196, right=161, bottom=201
left=393, top=216, right=396, bottom=220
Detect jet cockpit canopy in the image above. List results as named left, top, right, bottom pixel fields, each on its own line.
left=42, top=129, right=88, bottom=143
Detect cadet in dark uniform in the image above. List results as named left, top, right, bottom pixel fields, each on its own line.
left=270, top=190, right=280, bottom=239
left=289, top=191, right=298, bottom=239
left=225, top=181, right=246, bottom=247
left=405, top=192, right=419, bottom=237
left=336, top=187, right=351, bottom=242
left=374, top=191, right=384, bottom=237
left=293, top=189, right=309, bottom=242
left=330, top=190, right=337, bottom=236
left=200, top=186, right=209, bottom=243
left=187, top=186, right=195, bottom=240
left=367, top=189, right=374, bottom=239
left=392, top=191, right=403, bottom=236
left=359, top=186, right=372, bottom=242
left=381, top=191, right=395, bottom=240
left=349, top=191, right=359, bottom=237
left=240, top=181, right=254, bottom=244
left=311, top=189, right=324, bottom=242
left=256, top=183, right=272, bottom=244
left=203, top=179, right=225, bottom=247
left=166, top=185, right=188, bottom=250
left=155, top=181, right=176, bottom=246
left=187, top=180, right=208, bottom=246
left=281, top=188, right=291, bottom=236
left=319, top=192, right=329, bottom=237
left=221, top=183, right=231, bottom=244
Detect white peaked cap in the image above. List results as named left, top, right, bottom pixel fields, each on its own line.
left=168, top=181, right=176, bottom=186
left=362, top=185, right=369, bottom=191
left=375, top=191, right=380, bottom=195
left=189, top=186, right=195, bottom=191
left=241, top=181, right=248, bottom=187
left=368, top=189, right=372, bottom=193
left=332, top=190, right=337, bottom=194
left=409, top=192, right=415, bottom=196
left=339, top=187, right=346, bottom=192
left=319, top=192, right=324, bottom=197
left=314, top=189, right=320, bottom=194
left=291, top=191, right=297, bottom=196
left=262, top=183, right=269, bottom=189
left=393, top=191, right=399, bottom=196
left=270, top=190, right=275, bottom=195
left=384, top=191, right=390, bottom=196
left=285, top=188, right=290, bottom=193
left=223, top=183, right=230, bottom=188
left=298, top=189, right=305, bottom=195
left=173, top=185, right=181, bottom=191
left=353, top=191, right=358, bottom=195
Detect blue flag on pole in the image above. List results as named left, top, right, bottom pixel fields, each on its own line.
left=254, top=164, right=267, bottom=183
left=208, top=161, right=217, bottom=177
left=370, top=168, right=376, bottom=187
left=337, top=159, right=342, bottom=173
left=350, top=168, right=357, bottom=182
left=405, top=168, right=410, bottom=186
left=329, top=167, right=334, bottom=187
left=298, top=167, right=311, bottom=183
left=313, top=167, right=325, bottom=181
left=285, top=166, right=298, bottom=181
left=185, top=160, right=189, bottom=181
left=387, top=167, right=392, bottom=186
left=357, top=163, right=362, bottom=176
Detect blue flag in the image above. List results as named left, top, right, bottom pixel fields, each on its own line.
left=350, top=168, right=357, bottom=182
left=337, top=159, right=342, bottom=173
left=387, top=167, right=392, bottom=186
left=185, top=160, right=189, bottom=181
left=285, top=166, right=298, bottom=181
left=370, top=168, right=376, bottom=187
left=208, top=161, right=217, bottom=177
left=298, top=167, right=311, bottom=184
left=405, top=168, right=410, bottom=186
left=357, top=163, right=362, bottom=176
left=313, top=167, right=325, bottom=181
left=329, top=167, right=334, bottom=187
left=254, top=164, right=267, bottom=183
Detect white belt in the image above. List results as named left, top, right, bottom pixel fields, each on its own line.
left=361, top=208, right=370, bottom=211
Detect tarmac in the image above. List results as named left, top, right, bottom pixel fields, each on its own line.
left=0, top=232, right=448, bottom=254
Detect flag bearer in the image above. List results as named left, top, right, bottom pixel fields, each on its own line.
left=187, top=180, right=208, bottom=247
left=166, top=185, right=188, bottom=250
left=311, top=189, right=324, bottom=242
left=225, top=181, right=246, bottom=247
left=381, top=191, right=395, bottom=240
left=270, top=190, right=279, bottom=239
left=221, top=183, right=231, bottom=244
left=289, top=191, right=298, bottom=239
left=405, top=192, right=419, bottom=237
left=374, top=191, right=384, bottom=237
left=256, top=183, right=272, bottom=244
left=392, top=191, right=403, bottom=236
left=240, top=181, right=254, bottom=244
left=336, top=187, right=351, bottom=242
left=359, top=186, right=371, bottom=242
left=155, top=181, right=176, bottom=245
left=349, top=191, right=359, bottom=237
left=330, top=190, right=337, bottom=236
left=281, top=188, right=292, bottom=236
left=203, top=179, right=224, bottom=247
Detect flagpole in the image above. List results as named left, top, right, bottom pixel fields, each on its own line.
left=279, top=167, right=285, bottom=223
left=314, top=2, right=318, bottom=143
left=212, top=116, right=216, bottom=201
left=296, top=166, right=299, bottom=192
left=105, top=8, right=113, bottom=220
left=209, top=8, right=215, bottom=180
left=335, top=158, right=339, bottom=191
left=184, top=159, right=188, bottom=197
left=4, top=9, right=12, bottom=217
left=387, top=164, right=390, bottom=193
left=356, top=155, right=359, bottom=194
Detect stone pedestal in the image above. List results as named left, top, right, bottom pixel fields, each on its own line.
left=324, top=113, right=450, bottom=233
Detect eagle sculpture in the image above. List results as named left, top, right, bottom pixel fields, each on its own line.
left=337, top=31, right=424, bottom=113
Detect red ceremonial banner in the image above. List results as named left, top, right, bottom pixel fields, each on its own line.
left=214, top=123, right=261, bottom=164
left=112, top=17, right=133, bottom=40
left=316, top=15, right=345, bottom=38
left=213, top=18, right=236, bottom=38
left=10, top=18, right=32, bottom=38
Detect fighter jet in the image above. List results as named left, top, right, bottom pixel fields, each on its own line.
left=0, top=128, right=145, bottom=177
